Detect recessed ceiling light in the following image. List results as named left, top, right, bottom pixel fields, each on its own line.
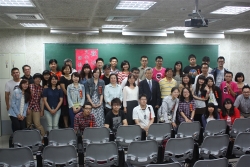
left=102, top=24, right=128, bottom=29
left=0, top=0, right=35, bottom=7
left=116, top=1, right=156, bottom=10
left=226, top=28, right=250, bottom=32
left=20, top=23, right=47, bottom=27
left=167, top=27, right=192, bottom=31
left=211, top=6, right=250, bottom=15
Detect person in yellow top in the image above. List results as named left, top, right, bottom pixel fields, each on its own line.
left=159, top=68, right=178, bottom=99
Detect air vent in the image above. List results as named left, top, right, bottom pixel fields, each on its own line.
left=106, top=16, right=138, bottom=22
left=6, top=13, right=44, bottom=20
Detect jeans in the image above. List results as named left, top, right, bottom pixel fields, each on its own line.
left=44, top=109, right=61, bottom=131
left=10, top=116, right=26, bottom=132
left=26, top=110, right=45, bottom=136
left=69, top=108, right=82, bottom=128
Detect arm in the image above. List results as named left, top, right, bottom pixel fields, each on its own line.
left=123, top=87, right=127, bottom=112
left=5, top=92, right=10, bottom=111
left=119, top=86, right=123, bottom=102
left=123, top=119, right=128, bottom=126
left=10, top=91, right=20, bottom=116
left=134, top=119, right=143, bottom=129
left=156, top=82, right=161, bottom=106
left=121, top=78, right=127, bottom=89
left=104, top=86, right=111, bottom=105
left=67, top=86, right=74, bottom=108
left=60, top=83, right=67, bottom=95
left=43, top=97, right=52, bottom=113
left=80, top=85, right=85, bottom=107
left=234, top=108, right=241, bottom=119
left=192, top=88, right=206, bottom=101
left=201, top=115, right=207, bottom=128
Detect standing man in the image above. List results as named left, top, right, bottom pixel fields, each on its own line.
left=159, top=68, right=177, bottom=99
left=194, top=63, right=214, bottom=85
left=202, top=56, right=213, bottom=74
left=234, top=85, right=250, bottom=118
left=139, top=67, right=161, bottom=122
left=96, top=58, right=104, bottom=75
left=26, top=73, right=45, bottom=136
left=121, top=67, right=141, bottom=89
left=5, top=68, right=22, bottom=112
left=183, top=54, right=201, bottom=84
left=109, top=57, right=119, bottom=74
left=211, top=56, right=230, bottom=87
left=152, top=56, right=166, bottom=82
left=21, top=65, right=33, bottom=84
left=64, top=58, right=77, bottom=73
left=138, top=55, right=149, bottom=80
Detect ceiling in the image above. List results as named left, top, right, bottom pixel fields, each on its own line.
left=0, top=0, right=250, bottom=34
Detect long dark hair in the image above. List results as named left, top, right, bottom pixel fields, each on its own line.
left=195, top=75, right=206, bottom=96
left=42, top=70, right=50, bottom=87
left=125, top=74, right=136, bottom=87
left=173, top=61, right=183, bottom=77
left=179, top=87, right=193, bottom=102
left=206, top=76, right=216, bottom=93
left=19, top=79, right=31, bottom=103
left=204, top=103, right=218, bottom=119
left=222, top=98, right=235, bottom=117
left=182, top=74, right=192, bottom=89
left=80, top=63, right=92, bottom=79
left=48, top=75, right=59, bottom=87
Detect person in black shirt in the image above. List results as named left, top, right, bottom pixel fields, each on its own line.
left=100, top=64, right=111, bottom=85
left=21, top=65, right=34, bottom=84
left=105, top=98, right=128, bottom=133
left=183, top=54, right=201, bottom=84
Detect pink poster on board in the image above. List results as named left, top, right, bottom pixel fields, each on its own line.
left=75, top=49, right=98, bottom=72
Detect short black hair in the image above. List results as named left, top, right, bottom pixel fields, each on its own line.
left=139, top=94, right=147, bottom=100
left=155, top=56, right=163, bottom=61
left=96, top=58, right=104, bottom=63
left=49, top=59, right=58, bottom=64
left=48, top=75, right=59, bottom=87
left=64, top=58, right=72, bottom=63
left=235, top=72, right=245, bottom=82
left=141, top=55, right=148, bottom=60
left=83, top=102, right=92, bottom=108
left=33, top=73, right=42, bottom=80
left=120, top=60, right=130, bottom=71
left=225, top=71, right=233, bottom=77
left=171, top=87, right=179, bottom=93
left=242, top=85, right=250, bottom=91
left=130, top=67, right=139, bottom=73
left=111, top=98, right=122, bottom=107
left=22, top=65, right=31, bottom=72
left=93, top=68, right=101, bottom=77
left=217, top=56, right=225, bottom=61
left=202, top=56, right=210, bottom=62
left=165, top=68, right=173, bottom=73
left=11, top=67, right=19, bottom=73
left=188, top=54, right=196, bottom=60
left=61, top=65, right=72, bottom=75
left=71, top=72, right=81, bottom=82
left=201, top=63, right=209, bottom=68
left=109, top=57, right=118, bottom=62
left=103, top=64, right=111, bottom=70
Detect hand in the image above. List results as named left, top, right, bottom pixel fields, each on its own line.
left=17, top=114, right=22, bottom=120
left=193, top=72, right=197, bottom=76
left=205, top=86, right=209, bottom=92
left=172, top=122, right=177, bottom=128
left=51, top=109, right=56, bottom=115
left=57, top=85, right=61, bottom=89
left=40, top=111, right=44, bottom=117
left=185, top=118, right=192, bottom=123
left=21, top=116, right=25, bottom=121
left=6, top=105, right=10, bottom=111
left=226, top=83, right=231, bottom=89
left=123, top=107, right=127, bottom=113
left=155, top=105, right=159, bottom=109
left=44, top=85, right=48, bottom=88
left=189, top=72, right=192, bottom=76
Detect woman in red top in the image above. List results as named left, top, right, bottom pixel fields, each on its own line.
left=219, top=98, right=240, bottom=129
left=117, top=60, right=130, bottom=84
left=49, top=59, right=62, bottom=80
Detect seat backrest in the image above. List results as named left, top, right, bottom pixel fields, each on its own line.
left=193, top=158, right=228, bottom=167
left=204, top=120, right=227, bottom=137
left=115, top=125, right=142, bottom=148
left=49, top=128, right=77, bottom=146
left=176, top=122, right=200, bottom=141
left=0, top=147, right=35, bottom=166
left=83, top=127, right=110, bottom=148
left=164, top=137, right=194, bottom=162
left=200, top=134, right=229, bottom=159
left=233, top=132, right=250, bottom=157
left=13, top=129, right=42, bottom=153
left=230, top=118, right=250, bottom=138
left=85, top=142, right=118, bottom=167
left=127, top=140, right=158, bottom=166
left=146, top=162, right=182, bottom=167
left=42, top=145, right=77, bottom=167
left=235, top=155, right=250, bottom=167
left=147, top=123, right=172, bottom=143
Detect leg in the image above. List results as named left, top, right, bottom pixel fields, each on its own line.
left=68, top=108, right=75, bottom=128
left=33, top=111, right=45, bottom=136
left=52, top=109, right=61, bottom=130
left=63, top=116, right=69, bottom=128
left=44, top=110, right=52, bottom=132
left=26, top=110, right=33, bottom=128
left=10, top=116, right=21, bottom=132
left=19, top=118, right=26, bottom=130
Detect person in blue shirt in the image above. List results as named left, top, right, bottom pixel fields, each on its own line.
left=201, top=103, right=220, bottom=128
left=9, top=79, right=31, bottom=132
left=43, top=75, right=63, bottom=131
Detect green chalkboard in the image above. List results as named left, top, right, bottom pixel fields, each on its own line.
left=44, top=43, right=218, bottom=71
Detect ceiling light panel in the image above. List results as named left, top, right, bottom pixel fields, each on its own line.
left=211, top=6, right=250, bottom=15
left=20, top=23, right=47, bottom=27
left=0, top=0, right=35, bottom=7
left=167, top=27, right=192, bottom=31
left=227, top=28, right=250, bottom=32
left=116, top=1, right=156, bottom=10
left=102, top=25, right=127, bottom=29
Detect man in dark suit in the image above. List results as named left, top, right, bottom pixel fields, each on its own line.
left=139, top=67, right=161, bottom=122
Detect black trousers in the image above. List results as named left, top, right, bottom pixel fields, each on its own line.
left=10, top=116, right=26, bottom=132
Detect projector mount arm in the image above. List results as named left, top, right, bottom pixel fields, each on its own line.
left=192, top=0, right=207, bottom=26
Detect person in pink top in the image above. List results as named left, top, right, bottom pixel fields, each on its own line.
left=220, top=71, right=238, bottom=105
left=152, top=56, right=166, bottom=82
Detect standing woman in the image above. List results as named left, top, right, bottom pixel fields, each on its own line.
left=123, top=74, right=139, bottom=125
left=67, top=72, right=85, bottom=128
left=235, top=72, right=248, bottom=95
left=80, top=63, right=93, bottom=85
left=60, top=65, right=72, bottom=128
left=42, top=70, right=51, bottom=88
left=192, top=75, right=209, bottom=125
left=43, top=75, right=63, bottom=131
left=201, top=103, right=220, bottom=128
left=178, top=87, right=196, bottom=124
left=179, top=74, right=192, bottom=93
left=206, top=76, right=221, bottom=112
left=85, top=68, right=105, bottom=127
left=49, top=59, right=62, bottom=80
left=173, top=61, right=183, bottom=87
left=117, top=60, right=130, bottom=84
left=9, top=79, right=31, bottom=132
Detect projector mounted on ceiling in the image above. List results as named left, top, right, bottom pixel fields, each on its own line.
left=185, top=0, right=208, bottom=28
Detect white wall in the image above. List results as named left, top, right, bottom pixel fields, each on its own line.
left=0, top=29, right=250, bottom=135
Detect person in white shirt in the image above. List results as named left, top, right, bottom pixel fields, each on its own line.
left=121, top=67, right=141, bottom=89
left=123, top=74, right=139, bottom=125
left=194, top=63, right=214, bottom=85
left=202, top=56, right=213, bottom=74
left=64, top=58, right=77, bottom=74
left=133, top=94, right=155, bottom=135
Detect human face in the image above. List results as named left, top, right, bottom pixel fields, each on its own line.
left=166, top=70, right=173, bottom=78
left=183, top=76, right=190, bottom=84
left=72, top=74, right=79, bottom=83
left=21, top=82, right=29, bottom=91
left=34, top=77, right=41, bottom=85
left=132, top=70, right=139, bottom=80
left=104, top=68, right=111, bottom=75
left=63, top=66, right=71, bottom=75
left=171, top=89, right=179, bottom=99
left=43, top=74, right=50, bottom=81
left=175, top=64, right=181, bottom=71
left=183, top=89, right=190, bottom=98
left=112, top=103, right=121, bottom=112
left=23, top=66, right=31, bottom=76
left=208, top=107, right=214, bottom=114
left=145, top=70, right=153, bottom=80
left=110, top=59, right=117, bottom=68
left=51, top=77, right=58, bottom=86
left=155, top=58, right=163, bottom=68
left=217, top=58, right=225, bottom=68
left=242, top=88, right=250, bottom=98
left=141, top=58, right=148, bottom=67
left=83, top=105, right=92, bottom=116
left=123, top=63, right=129, bottom=71
left=201, top=65, right=208, bottom=74
left=139, top=97, right=147, bottom=106
left=65, top=61, right=72, bottom=68
left=84, top=68, right=90, bottom=75
left=128, top=76, right=135, bottom=85
left=189, top=58, right=196, bottom=66
left=237, top=76, right=243, bottom=83
left=198, top=79, right=205, bottom=85
left=110, top=75, right=117, bottom=84
left=96, top=61, right=103, bottom=69
left=225, top=74, right=232, bottom=82
left=225, top=102, right=232, bottom=110
left=93, top=70, right=100, bottom=79
left=207, top=79, right=214, bottom=87
left=49, top=62, right=57, bottom=71
left=11, top=70, right=20, bottom=80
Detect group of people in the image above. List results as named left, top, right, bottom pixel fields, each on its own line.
left=5, top=54, right=250, bottom=137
